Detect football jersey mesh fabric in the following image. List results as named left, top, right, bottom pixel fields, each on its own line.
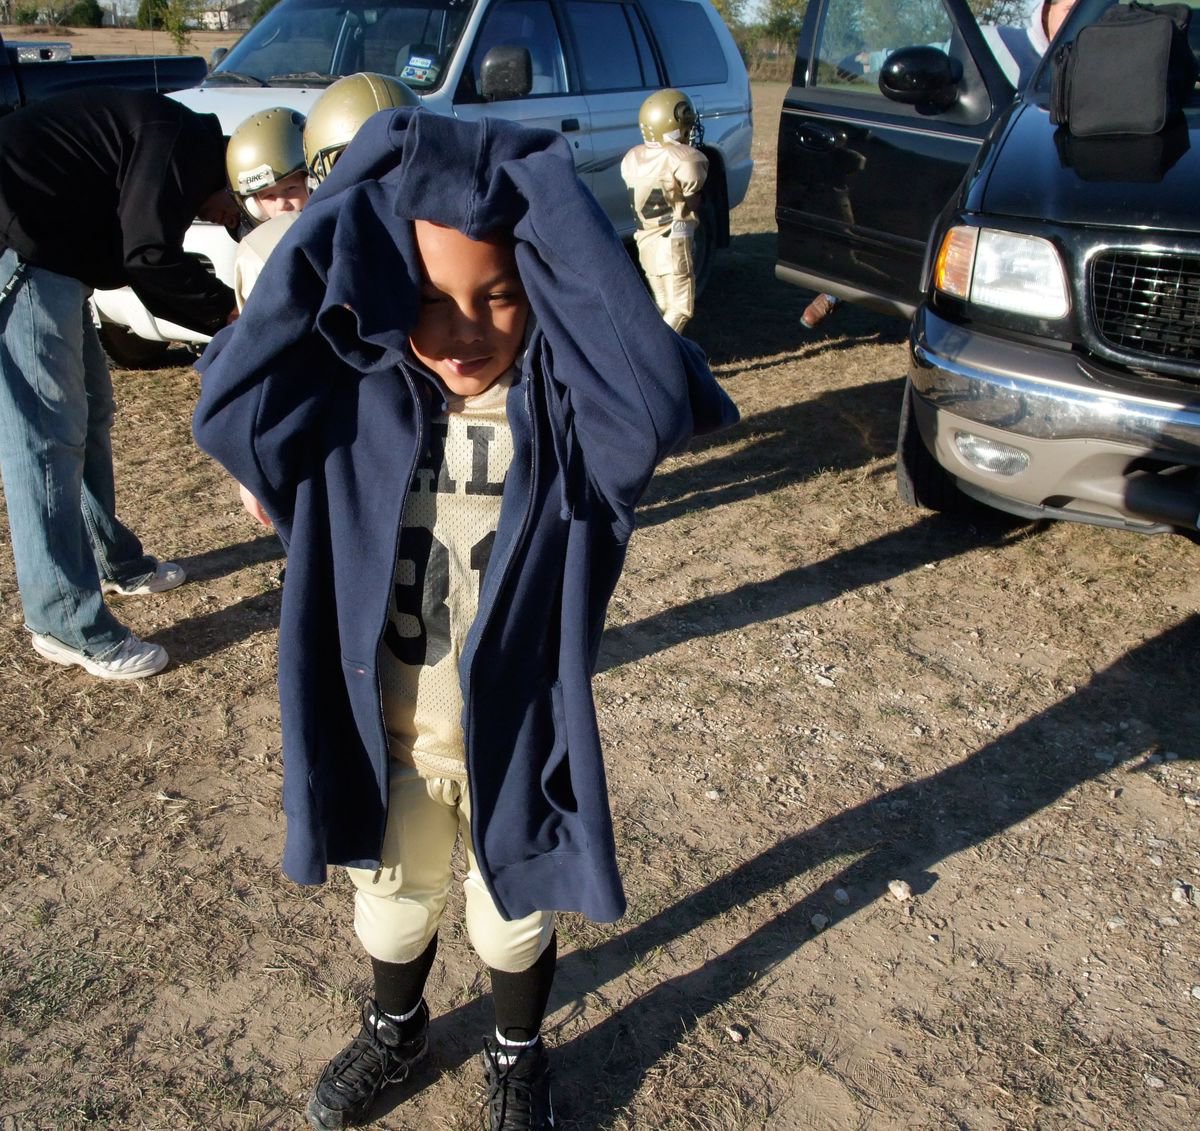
left=233, top=212, right=301, bottom=311
left=619, top=141, right=708, bottom=243
left=378, top=371, right=515, bottom=781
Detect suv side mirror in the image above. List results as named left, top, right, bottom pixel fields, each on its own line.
left=480, top=45, right=533, bottom=100
left=879, top=46, right=961, bottom=110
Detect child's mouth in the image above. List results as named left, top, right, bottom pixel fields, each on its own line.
left=447, top=357, right=490, bottom=377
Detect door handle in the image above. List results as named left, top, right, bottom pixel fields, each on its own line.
left=561, top=117, right=580, bottom=132
left=796, top=123, right=843, bottom=151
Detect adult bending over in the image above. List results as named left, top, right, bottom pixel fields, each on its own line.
left=0, top=88, right=238, bottom=679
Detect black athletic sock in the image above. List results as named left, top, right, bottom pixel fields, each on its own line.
left=371, top=935, right=438, bottom=1025
left=489, top=930, right=557, bottom=1044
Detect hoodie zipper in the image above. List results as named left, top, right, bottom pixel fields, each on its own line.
left=369, top=368, right=427, bottom=878
left=461, top=365, right=541, bottom=907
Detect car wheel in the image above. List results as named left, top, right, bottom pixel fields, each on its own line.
left=896, top=376, right=963, bottom=511
left=99, top=323, right=171, bottom=370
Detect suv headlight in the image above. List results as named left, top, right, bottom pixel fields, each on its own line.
left=934, top=226, right=1069, bottom=318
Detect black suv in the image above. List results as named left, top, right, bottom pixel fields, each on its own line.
left=777, top=0, right=1200, bottom=536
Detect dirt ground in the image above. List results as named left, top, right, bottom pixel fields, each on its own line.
left=6, top=24, right=240, bottom=58
left=0, top=61, right=1198, bottom=1131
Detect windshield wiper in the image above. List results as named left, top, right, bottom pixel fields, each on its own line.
left=207, top=70, right=268, bottom=86
left=268, top=71, right=339, bottom=85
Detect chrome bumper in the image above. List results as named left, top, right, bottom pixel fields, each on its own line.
left=910, top=306, right=1200, bottom=463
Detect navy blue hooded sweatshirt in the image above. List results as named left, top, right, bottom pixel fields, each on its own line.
left=193, top=108, right=738, bottom=923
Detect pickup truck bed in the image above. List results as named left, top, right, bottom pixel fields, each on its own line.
left=0, top=35, right=206, bottom=115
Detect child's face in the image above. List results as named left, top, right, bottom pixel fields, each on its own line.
left=409, top=220, right=529, bottom=397
left=255, top=170, right=310, bottom=219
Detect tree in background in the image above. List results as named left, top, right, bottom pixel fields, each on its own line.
left=135, top=0, right=165, bottom=28
left=734, top=0, right=805, bottom=79
left=760, top=0, right=805, bottom=43
left=709, top=0, right=747, bottom=30
left=137, top=0, right=198, bottom=49
left=68, top=0, right=103, bottom=23
left=972, top=0, right=1030, bottom=24
left=161, top=0, right=200, bottom=50
left=12, top=0, right=102, bottom=25
left=252, top=0, right=282, bottom=23
left=734, top=0, right=1039, bottom=80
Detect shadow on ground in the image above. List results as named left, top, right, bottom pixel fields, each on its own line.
left=689, top=232, right=908, bottom=367
left=601, top=509, right=1033, bottom=671
left=377, top=612, right=1200, bottom=1126
left=153, top=535, right=285, bottom=663
left=638, top=373, right=907, bottom=530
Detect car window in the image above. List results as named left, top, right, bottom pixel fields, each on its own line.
left=216, top=3, right=346, bottom=77
left=973, top=0, right=1073, bottom=89
left=625, top=3, right=662, bottom=85
left=642, top=0, right=728, bottom=86
left=377, top=7, right=468, bottom=88
left=468, top=0, right=569, bottom=95
left=211, top=0, right=470, bottom=88
left=813, top=0, right=953, bottom=91
left=565, top=0, right=651, bottom=90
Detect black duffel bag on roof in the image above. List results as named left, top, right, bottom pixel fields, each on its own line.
left=1050, top=1, right=1198, bottom=136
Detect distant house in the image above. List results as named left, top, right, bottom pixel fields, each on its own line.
left=198, top=0, right=255, bottom=30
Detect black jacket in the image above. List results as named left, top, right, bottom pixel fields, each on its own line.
left=0, top=87, right=233, bottom=335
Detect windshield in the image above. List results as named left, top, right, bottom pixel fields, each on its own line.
left=212, top=0, right=474, bottom=91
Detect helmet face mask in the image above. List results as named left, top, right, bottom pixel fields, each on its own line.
left=306, top=144, right=342, bottom=186
left=226, top=107, right=307, bottom=224
left=303, top=72, right=420, bottom=184
left=638, top=88, right=700, bottom=147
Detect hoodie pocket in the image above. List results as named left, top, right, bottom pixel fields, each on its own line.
left=539, top=681, right=578, bottom=815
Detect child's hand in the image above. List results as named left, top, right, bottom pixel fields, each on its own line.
left=238, top=482, right=272, bottom=527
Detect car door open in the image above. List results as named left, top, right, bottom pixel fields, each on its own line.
left=776, top=0, right=1016, bottom=316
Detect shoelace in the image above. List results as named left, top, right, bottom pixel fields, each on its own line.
left=484, top=1047, right=537, bottom=1128
left=326, top=1014, right=408, bottom=1097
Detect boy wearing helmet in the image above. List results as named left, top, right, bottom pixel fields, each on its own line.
left=303, top=71, right=419, bottom=182
left=229, top=75, right=418, bottom=527
left=620, top=88, right=709, bottom=333
left=228, top=76, right=418, bottom=314
left=194, top=108, right=737, bottom=1129
left=227, top=107, right=310, bottom=311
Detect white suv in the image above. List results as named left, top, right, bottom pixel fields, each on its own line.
left=93, top=0, right=752, bottom=364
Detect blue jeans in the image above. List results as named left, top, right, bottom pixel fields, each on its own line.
left=0, top=250, right=156, bottom=656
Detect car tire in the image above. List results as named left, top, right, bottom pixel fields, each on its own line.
left=896, top=376, right=963, bottom=511
left=99, top=323, right=171, bottom=370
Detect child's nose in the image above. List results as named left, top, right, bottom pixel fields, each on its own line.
left=450, top=302, right=486, bottom=340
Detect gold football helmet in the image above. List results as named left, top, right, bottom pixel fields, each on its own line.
left=303, top=72, right=419, bottom=183
left=637, top=88, right=699, bottom=146
left=226, top=107, right=307, bottom=223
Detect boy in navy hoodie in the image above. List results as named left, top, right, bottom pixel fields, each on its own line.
left=193, top=108, right=737, bottom=1130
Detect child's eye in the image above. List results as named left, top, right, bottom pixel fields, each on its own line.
left=488, top=290, right=520, bottom=304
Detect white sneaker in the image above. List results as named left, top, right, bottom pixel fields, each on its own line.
left=31, top=632, right=169, bottom=680
left=101, top=560, right=186, bottom=597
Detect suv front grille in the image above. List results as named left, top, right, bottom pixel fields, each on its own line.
left=1091, top=250, right=1200, bottom=365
